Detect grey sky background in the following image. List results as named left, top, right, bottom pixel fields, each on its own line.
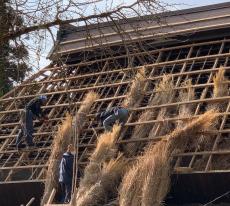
left=37, top=0, right=228, bottom=69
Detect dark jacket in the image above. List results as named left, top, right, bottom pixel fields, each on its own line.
left=26, top=97, right=45, bottom=118
left=99, top=107, right=119, bottom=123
left=59, top=152, right=74, bottom=184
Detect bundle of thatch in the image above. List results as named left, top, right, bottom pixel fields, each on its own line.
left=213, top=67, right=228, bottom=100
left=76, top=125, right=121, bottom=201
left=119, top=110, right=218, bottom=206
left=208, top=67, right=228, bottom=111
left=177, top=79, right=195, bottom=128
left=122, top=67, right=146, bottom=108
left=75, top=91, right=99, bottom=127
left=41, top=91, right=98, bottom=205
left=125, top=75, right=175, bottom=156
left=77, top=154, right=127, bottom=206
left=41, top=114, right=73, bottom=206
left=148, top=75, right=176, bottom=137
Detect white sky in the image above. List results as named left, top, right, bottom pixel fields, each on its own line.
left=37, top=0, right=228, bottom=69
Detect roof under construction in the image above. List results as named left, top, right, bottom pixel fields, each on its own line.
left=1, top=2, right=230, bottom=206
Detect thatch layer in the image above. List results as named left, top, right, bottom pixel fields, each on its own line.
left=119, top=110, right=218, bottom=206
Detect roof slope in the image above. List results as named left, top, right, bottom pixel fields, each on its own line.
left=1, top=31, right=230, bottom=184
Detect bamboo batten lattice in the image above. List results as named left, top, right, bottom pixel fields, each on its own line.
left=1, top=36, right=230, bottom=184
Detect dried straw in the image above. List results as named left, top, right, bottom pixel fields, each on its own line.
left=208, top=67, right=228, bottom=111
left=75, top=91, right=99, bottom=126
left=122, top=67, right=146, bottom=108
left=149, top=75, right=178, bottom=137
left=119, top=110, right=218, bottom=206
left=125, top=75, right=175, bottom=156
left=76, top=125, right=121, bottom=200
left=41, top=114, right=73, bottom=206
left=213, top=67, right=228, bottom=99
left=76, top=154, right=127, bottom=206
left=177, top=79, right=195, bottom=128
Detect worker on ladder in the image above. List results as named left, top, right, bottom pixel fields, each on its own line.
left=97, top=106, right=129, bottom=131
left=59, top=144, right=74, bottom=204
left=16, top=95, right=48, bottom=149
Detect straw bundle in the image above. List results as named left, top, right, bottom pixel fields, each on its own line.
left=122, top=67, right=146, bottom=108
left=213, top=67, right=228, bottom=99
left=76, top=155, right=127, bottom=206
left=208, top=67, right=228, bottom=111
left=177, top=79, right=195, bottom=128
left=76, top=125, right=121, bottom=200
left=75, top=91, right=99, bottom=126
left=146, top=76, right=175, bottom=143
left=125, top=75, right=175, bottom=156
left=41, top=114, right=73, bottom=206
left=119, top=110, right=218, bottom=206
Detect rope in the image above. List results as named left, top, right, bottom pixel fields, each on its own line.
left=71, top=115, right=79, bottom=203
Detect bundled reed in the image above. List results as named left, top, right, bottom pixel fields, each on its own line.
left=41, top=114, right=73, bottom=206
left=125, top=75, right=175, bottom=156
left=41, top=91, right=98, bottom=205
left=77, top=155, right=127, bottom=206
left=119, top=110, right=218, bottom=206
left=208, top=67, right=228, bottom=111
left=148, top=75, right=175, bottom=137
left=177, top=79, right=195, bottom=128
left=75, top=91, right=99, bottom=126
left=122, top=67, right=146, bottom=108
left=213, top=67, right=228, bottom=100
left=76, top=124, right=121, bottom=201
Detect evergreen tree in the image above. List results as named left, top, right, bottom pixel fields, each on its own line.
left=0, top=0, right=30, bottom=96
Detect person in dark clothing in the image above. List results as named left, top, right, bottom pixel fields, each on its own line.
left=59, top=144, right=74, bottom=204
left=97, top=106, right=129, bottom=131
left=16, top=95, right=48, bottom=149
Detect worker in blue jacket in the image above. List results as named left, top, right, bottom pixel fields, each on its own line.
left=59, top=144, right=74, bottom=204
left=16, top=95, right=48, bottom=149
left=97, top=106, right=129, bottom=131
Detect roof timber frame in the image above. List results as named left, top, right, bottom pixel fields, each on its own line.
left=1, top=34, right=230, bottom=183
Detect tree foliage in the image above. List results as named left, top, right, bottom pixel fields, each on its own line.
left=0, top=0, right=30, bottom=96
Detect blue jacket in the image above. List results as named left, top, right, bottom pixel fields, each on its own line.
left=59, top=152, right=74, bottom=184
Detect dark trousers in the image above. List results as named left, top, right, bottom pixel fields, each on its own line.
left=16, top=109, right=34, bottom=147
left=60, top=182, right=72, bottom=203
